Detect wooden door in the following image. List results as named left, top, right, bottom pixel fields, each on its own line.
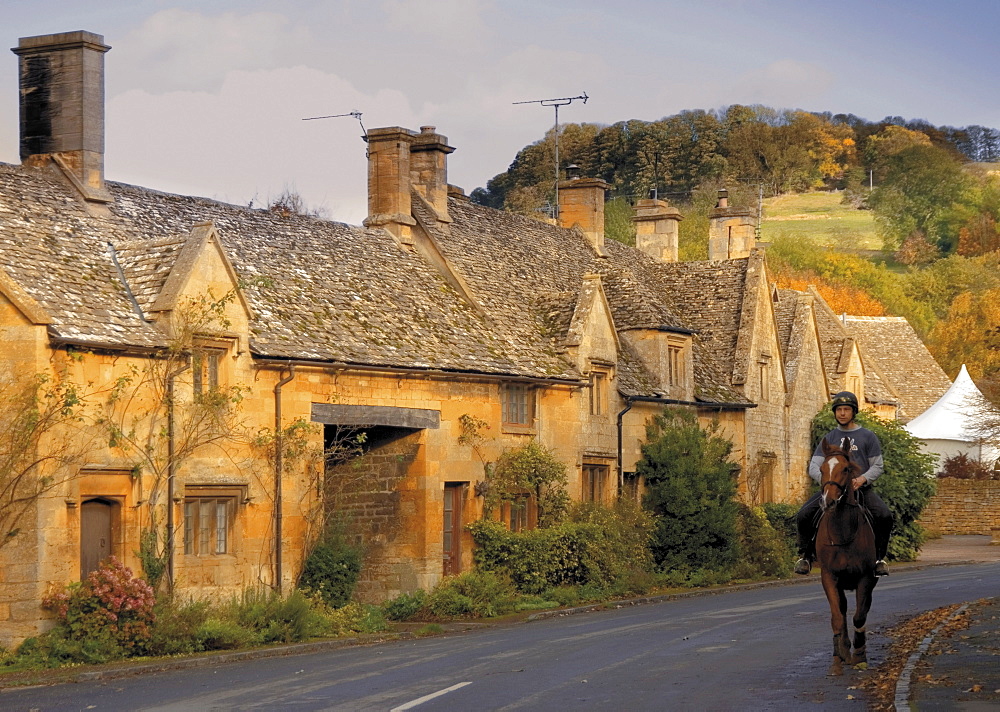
left=443, top=483, right=464, bottom=576
left=81, top=499, right=113, bottom=579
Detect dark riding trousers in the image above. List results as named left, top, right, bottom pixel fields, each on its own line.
left=796, top=486, right=893, bottom=560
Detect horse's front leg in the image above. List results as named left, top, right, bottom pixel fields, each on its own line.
left=852, top=574, right=878, bottom=663
left=821, top=570, right=850, bottom=662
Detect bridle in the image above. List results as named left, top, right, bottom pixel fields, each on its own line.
left=820, top=453, right=857, bottom=508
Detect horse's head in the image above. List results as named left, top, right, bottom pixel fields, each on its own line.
left=819, top=439, right=858, bottom=509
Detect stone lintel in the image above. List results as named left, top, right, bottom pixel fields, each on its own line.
left=311, top=403, right=441, bottom=429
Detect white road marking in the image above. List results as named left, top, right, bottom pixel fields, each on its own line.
left=390, top=681, right=473, bottom=711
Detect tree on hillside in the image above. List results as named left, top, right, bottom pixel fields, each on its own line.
left=867, top=143, right=970, bottom=250
left=928, top=287, right=1000, bottom=382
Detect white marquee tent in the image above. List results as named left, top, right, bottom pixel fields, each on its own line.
left=904, top=364, right=999, bottom=471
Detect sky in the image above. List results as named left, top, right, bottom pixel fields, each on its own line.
left=2, top=0, right=999, bottom=224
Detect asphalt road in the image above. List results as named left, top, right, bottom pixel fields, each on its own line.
left=6, top=562, right=1000, bottom=712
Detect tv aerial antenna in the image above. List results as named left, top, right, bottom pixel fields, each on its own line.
left=512, top=93, right=588, bottom=218
left=302, top=110, right=369, bottom=155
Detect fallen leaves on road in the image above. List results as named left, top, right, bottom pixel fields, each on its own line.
left=859, top=604, right=967, bottom=711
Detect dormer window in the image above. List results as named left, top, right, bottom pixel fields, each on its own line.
left=758, top=353, right=771, bottom=403
left=192, top=347, right=223, bottom=397
left=667, top=345, right=682, bottom=387
left=589, top=366, right=612, bottom=416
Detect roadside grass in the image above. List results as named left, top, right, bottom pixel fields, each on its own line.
left=760, top=191, right=880, bottom=249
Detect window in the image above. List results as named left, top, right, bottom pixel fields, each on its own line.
left=184, top=490, right=238, bottom=556
left=502, top=383, right=535, bottom=428
left=192, top=348, right=223, bottom=396
left=503, top=493, right=534, bottom=532
left=589, top=369, right=608, bottom=415
left=667, top=345, right=682, bottom=387
left=622, top=472, right=640, bottom=502
left=582, top=464, right=610, bottom=503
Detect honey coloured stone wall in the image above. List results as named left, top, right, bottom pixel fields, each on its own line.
left=918, top=478, right=1000, bottom=534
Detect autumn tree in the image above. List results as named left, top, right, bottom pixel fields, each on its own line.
left=928, top=287, right=1000, bottom=381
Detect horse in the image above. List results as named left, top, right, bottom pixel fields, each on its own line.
left=814, top=439, right=879, bottom=664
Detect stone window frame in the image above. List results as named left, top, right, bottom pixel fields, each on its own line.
left=588, top=362, right=614, bottom=416
left=581, top=462, right=611, bottom=503
left=182, top=485, right=246, bottom=557
left=758, top=352, right=772, bottom=403
left=501, top=382, right=536, bottom=433
left=191, top=335, right=236, bottom=399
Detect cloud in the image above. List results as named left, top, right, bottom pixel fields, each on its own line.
left=730, top=59, right=837, bottom=108
left=382, top=0, right=492, bottom=44
left=107, top=65, right=419, bottom=223
left=111, top=9, right=312, bottom=92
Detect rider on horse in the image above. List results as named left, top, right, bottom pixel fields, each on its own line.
left=794, top=391, right=894, bottom=577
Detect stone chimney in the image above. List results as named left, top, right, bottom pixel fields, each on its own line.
left=364, top=127, right=418, bottom=244
left=13, top=31, right=112, bottom=204
left=708, top=189, right=756, bottom=260
left=410, top=126, right=454, bottom=222
left=558, top=177, right=610, bottom=256
left=364, top=125, right=456, bottom=244
left=633, top=198, right=683, bottom=263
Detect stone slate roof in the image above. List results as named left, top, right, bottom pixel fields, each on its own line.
left=420, top=197, right=749, bottom=404
left=805, top=286, right=898, bottom=408
left=0, top=163, right=165, bottom=348
left=0, top=160, right=750, bottom=404
left=844, top=316, right=952, bottom=422
left=773, top=288, right=816, bottom=398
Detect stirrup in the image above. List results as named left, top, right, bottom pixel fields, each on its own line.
left=794, top=558, right=812, bottom=575
left=874, top=560, right=889, bottom=577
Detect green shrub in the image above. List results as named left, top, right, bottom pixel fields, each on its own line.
left=761, top=502, right=799, bottom=551
left=148, top=598, right=211, bottom=656
left=544, top=585, right=581, bottom=607
left=420, top=571, right=519, bottom=619
left=223, top=588, right=327, bottom=644
left=40, top=556, right=156, bottom=662
left=469, top=501, right=654, bottom=595
left=298, top=532, right=362, bottom=608
left=733, top=504, right=793, bottom=579
left=637, top=408, right=739, bottom=573
left=423, top=587, right=475, bottom=619
left=320, top=601, right=387, bottom=636
left=381, top=590, right=428, bottom=621
left=486, top=440, right=571, bottom=527
left=812, top=409, right=937, bottom=561
left=197, top=618, right=259, bottom=650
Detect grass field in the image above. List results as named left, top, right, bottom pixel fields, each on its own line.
left=760, top=191, right=881, bottom=249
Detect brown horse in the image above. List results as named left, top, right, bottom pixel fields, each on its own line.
left=814, top=439, right=879, bottom=664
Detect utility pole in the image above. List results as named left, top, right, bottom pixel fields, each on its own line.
left=513, top=93, right=588, bottom=219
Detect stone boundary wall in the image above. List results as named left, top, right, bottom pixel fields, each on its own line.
left=918, top=478, right=1000, bottom=535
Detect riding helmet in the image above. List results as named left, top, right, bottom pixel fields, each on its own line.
left=830, top=391, right=859, bottom=415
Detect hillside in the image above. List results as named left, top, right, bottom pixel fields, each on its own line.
left=760, top=192, right=880, bottom=250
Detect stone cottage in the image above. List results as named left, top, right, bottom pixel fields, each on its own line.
left=0, top=29, right=927, bottom=645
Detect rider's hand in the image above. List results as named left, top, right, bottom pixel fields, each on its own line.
left=851, top=476, right=866, bottom=491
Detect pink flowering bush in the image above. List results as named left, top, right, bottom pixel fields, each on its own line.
left=41, top=556, right=155, bottom=661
